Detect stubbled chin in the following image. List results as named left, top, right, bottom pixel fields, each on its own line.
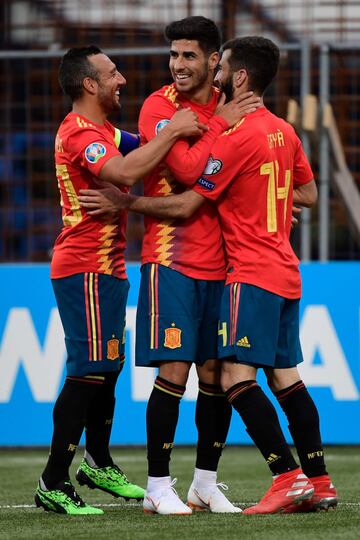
left=175, top=80, right=192, bottom=90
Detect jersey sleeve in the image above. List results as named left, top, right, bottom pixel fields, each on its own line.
left=139, top=94, right=228, bottom=186
left=192, top=136, right=240, bottom=201
left=292, top=132, right=314, bottom=186
left=115, top=129, right=140, bottom=155
left=68, top=126, right=120, bottom=177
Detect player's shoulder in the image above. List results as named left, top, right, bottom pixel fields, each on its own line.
left=143, top=83, right=179, bottom=108
left=60, top=112, right=104, bottom=136
left=266, top=108, right=297, bottom=134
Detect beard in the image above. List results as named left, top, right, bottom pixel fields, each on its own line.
left=220, top=76, right=234, bottom=103
left=97, top=85, right=121, bottom=114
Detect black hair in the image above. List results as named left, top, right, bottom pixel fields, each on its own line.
left=164, top=16, right=221, bottom=55
left=58, top=46, right=103, bottom=101
left=222, top=36, right=280, bottom=94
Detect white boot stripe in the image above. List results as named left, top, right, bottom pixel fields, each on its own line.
left=287, top=489, right=304, bottom=497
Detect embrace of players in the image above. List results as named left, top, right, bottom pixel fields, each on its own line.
left=37, top=15, right=337, bottom=517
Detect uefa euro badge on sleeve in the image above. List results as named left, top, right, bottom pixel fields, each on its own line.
left=107, top=336, right=120, bottom=360
left=164, top=323, right=182, bottom=349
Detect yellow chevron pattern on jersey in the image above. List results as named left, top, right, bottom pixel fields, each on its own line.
left=76, top=116, right=94, bottom=129
left=155, top=223, right=175, bottom=266
left=97, top=224, right=117, bottom=274
left=153, top=177, right=176, bottom=265
left=223, top=118, right=245, bottom=136
left=157, top=175, right=174, bottom=195
left=163, top=84, right=179, bottom=105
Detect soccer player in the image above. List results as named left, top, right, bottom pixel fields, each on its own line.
left=84, top=36, right=338, bottom=515
left=80, top=17, right=260, bottom=515
left=34, top=45, right=209, bottom=516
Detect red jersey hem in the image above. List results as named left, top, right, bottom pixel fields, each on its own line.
left=225, top=275, right=301, bottom=299
left=141, top=258, right=226, bottom=281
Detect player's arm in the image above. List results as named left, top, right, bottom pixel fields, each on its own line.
left=140, top=92, right=260, bottom=186
left=293, top=179, right=317, bottom=208
left=99, top=108, right=207, bottom=187
left=79, top=183, right=205, bottom=219
left=79, top=138, right=237, bottom=217
left=291, top=132, right=318, bottom=209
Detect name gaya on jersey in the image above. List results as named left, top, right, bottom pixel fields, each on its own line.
left=193, top=107, right=314, bottom=299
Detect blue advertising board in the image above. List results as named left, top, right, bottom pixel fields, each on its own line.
left=0, top=263, right=359, bottom=445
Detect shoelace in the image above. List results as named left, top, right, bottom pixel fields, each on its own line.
left=216, top=482, right=229, bottom=492
left=161, top=477, right=180, bottom=497
left=62, top=481, right=85, bottom=506
left=107, top=464, right=130, bottom=484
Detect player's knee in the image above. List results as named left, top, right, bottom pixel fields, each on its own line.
left=196, top=359, right=221, bottom=385
left=158, top=361, right=191, bottom=386
left=220, top=365, right=233, bottom=392
left=268, top=367, right=301, bottom=393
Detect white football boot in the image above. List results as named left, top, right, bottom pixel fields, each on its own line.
left=144, top=478, right=192, bottom=515
left=187, top=482, right=242, bottom=513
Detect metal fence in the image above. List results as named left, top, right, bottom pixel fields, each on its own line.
left=0, top=41, right=359, bottom=262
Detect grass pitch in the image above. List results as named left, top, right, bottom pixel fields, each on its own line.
left=0, top=446, right=359, bottom=540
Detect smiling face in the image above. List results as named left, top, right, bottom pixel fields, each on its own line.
left=169, top=39, right=218, bottom=101
left=88, top=53, right=127, bottom=114
left=214, top=49, right=235, bottom=103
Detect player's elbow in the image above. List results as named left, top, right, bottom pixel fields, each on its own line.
left=303, top=182, right=318, bottom=208
left=99, top=156, right=138, bottom=187
left=294, top=180, right=318, bottom=208
left=118, top=175, right=137, bottom=187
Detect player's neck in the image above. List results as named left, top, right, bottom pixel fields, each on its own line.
left=234, top=88, right=264, bottom=108
left=72, top=101, right=107, bottom=125
left=179, top=85, right=213, bottom=105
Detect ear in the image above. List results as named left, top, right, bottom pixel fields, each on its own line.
left=83, top=76, right=97, bottom=95
left=234, top=69, right=248, bottom=89
left=208, top=51, right=220, bottom=72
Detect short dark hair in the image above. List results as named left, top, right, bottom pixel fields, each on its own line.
left=222, top=36, right=280, bottom=94
left=164, top=16, right=221, bottom=55
left=58, top=46, right=103, bottom=101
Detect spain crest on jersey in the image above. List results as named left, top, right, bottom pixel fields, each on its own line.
left=164, top=326, right=182, bottom=349
left=107, top=337, right=119, bottom=360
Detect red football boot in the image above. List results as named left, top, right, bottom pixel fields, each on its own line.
left=244, top=468, right=314, bottom=514
left=282, top=474, right=337, bottom=513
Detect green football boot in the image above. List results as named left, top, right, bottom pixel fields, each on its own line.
left=76, top=458, right=145, bottom=501
left=35, top=479, right=104, bottom=515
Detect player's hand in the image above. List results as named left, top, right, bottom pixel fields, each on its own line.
left=168, top=107, right=208, bottom=138
left=78, top=184, right=132, bottom=215
left=215, top=92, right=261, bottom=127
left=291, top=205, right=302, bottom=228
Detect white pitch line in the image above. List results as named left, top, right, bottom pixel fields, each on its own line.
left=0, top=501, right=359, bottom=510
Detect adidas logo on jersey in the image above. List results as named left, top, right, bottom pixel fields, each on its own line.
left=236, top=336, right=251, bottom=348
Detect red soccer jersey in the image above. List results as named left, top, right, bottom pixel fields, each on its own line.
left=193, top=107, right=314, bottom=298
left=51, top=112, right=128, bottom=279
left=139, top=83, right=228, bottom=280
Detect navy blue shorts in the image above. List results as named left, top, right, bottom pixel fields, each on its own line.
left=136, top=263, right=224, bottom=367
left=218, top=282, right=303, bottom=368
left=52, top=273, right=129, bottom=376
